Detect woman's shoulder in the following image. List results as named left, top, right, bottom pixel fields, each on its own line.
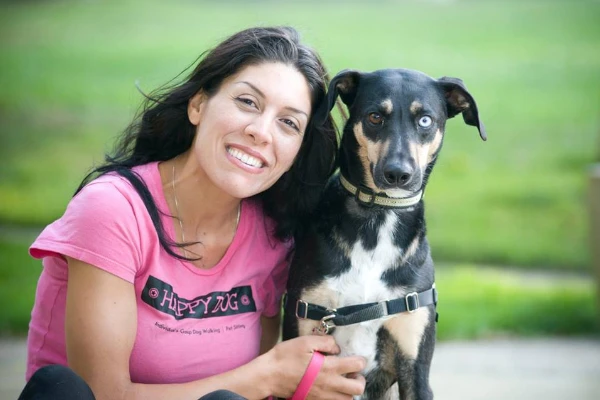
left=70, top=162, right=160, bottom=210
left=28, top=164, right=163, bottom=275
left=86, top=161, right=158, bottom=194
left=37, top=162, right=162, bottom=241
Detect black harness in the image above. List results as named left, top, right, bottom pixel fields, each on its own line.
left=285, top=286, right=438, bottom=335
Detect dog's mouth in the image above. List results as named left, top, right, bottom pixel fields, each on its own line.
left=371, top=163, right=423, bottom=197
left=379, top=186, right=418, bottom=198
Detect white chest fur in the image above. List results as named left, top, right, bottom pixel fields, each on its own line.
left=297, top=212, right=431, bottom=375
left=328, top=212, right=403, bottom=370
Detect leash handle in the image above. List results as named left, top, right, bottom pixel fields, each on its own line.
left=289, top=351, right=325, bottom=400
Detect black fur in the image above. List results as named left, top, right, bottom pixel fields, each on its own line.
left=284, top=68, right=485, bottom=399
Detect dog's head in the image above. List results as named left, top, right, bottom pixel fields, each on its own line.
left=318, top=68, right=486, bottom=197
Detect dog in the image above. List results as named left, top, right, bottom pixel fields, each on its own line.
left=282, top=68, right=486, bottom=400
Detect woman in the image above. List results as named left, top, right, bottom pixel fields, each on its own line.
left=19, top=26, right=366, bottom=400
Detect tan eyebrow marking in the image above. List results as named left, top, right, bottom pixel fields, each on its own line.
left=381, top=99, right=393, bottom=114
left=410, top=101, right=423, bottom=115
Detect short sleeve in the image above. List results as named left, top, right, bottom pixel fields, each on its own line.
left=29, top=178, right=143, bottom=283
left=261, top=244, right=292, bottom=317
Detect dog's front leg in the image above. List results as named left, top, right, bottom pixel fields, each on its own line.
left=395, top=315, right=436, bottom=400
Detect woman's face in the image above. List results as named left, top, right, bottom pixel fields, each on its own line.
left=188, top=62, right=311, bottom=199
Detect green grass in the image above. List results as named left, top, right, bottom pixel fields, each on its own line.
left=435, top=265, right=598, bottom=340
left=1, top=236, right=596, bottom=338
left=1, top=0, right=599, bottom=271
left=0, top=239, right=39, bottom=335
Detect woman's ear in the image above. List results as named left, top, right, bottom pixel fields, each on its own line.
left=188, top=92, right=206, bottom=125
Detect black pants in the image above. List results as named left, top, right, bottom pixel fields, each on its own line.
left=18, top=365, right=248, bottom=400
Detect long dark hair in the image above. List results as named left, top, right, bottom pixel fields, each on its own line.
left=77, top=26, right=339, bottom=260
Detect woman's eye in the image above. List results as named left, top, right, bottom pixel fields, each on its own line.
left=281, top=119, right=300, bottom=132
left=236, top=97, right=257, bottom=108
left=418, top=115, right=433, bottom=128
left=368, top=112, right=383, bottom=125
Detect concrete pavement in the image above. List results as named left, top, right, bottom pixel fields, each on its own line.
left=430, top=338, right=600, bottom=399
left=2, top=337, right=599, bottom=399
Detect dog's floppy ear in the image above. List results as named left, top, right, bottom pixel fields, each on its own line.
left=437, top=77, right=487, bottom=141
left=315, top=69, right=361, bottom=124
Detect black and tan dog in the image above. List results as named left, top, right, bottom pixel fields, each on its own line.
left=283, top=68, right=486, bottom=399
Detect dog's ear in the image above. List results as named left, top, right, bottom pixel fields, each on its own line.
left=437, top=77, right=487, bottom=141
left=315, top=69, right=361, bottom=125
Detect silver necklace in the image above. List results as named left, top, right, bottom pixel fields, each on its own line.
left=171, top=162, right=241, bottom=257
left=172, top=163, right=186, bottom=245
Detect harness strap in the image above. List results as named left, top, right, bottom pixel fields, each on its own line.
left=286, top=285, right=438, bottom=334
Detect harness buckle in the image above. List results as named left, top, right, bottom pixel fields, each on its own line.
left=313, top=314, right=336, bottom=335
left=295, top=300, right=309, bottom=319
left=405, top=292, right=419, bottom=313
left=378, top=300, right=389, bottom=317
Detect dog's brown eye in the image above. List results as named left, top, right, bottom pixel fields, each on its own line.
left=368, top=112, right=383, bottom=125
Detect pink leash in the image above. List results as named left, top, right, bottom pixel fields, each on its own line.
left=289, top=351, right=325, bottom=400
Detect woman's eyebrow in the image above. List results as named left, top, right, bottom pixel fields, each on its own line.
left=237, top=81, right=308, bottom=118
left=283, top=106, right=308, bottom=118
left=238, top=81, right=265, bottom=98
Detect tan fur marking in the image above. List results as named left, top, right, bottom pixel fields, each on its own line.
left=354, top=122, right=378, bottom=191
left=427, top=129, right=443, bottom=164
left=332, top=228, right=352, bottom=259
left=456, top=94, right=470, bottom=109
left=383, top=307, right=430, bottom=360
left=296, top=283, right=338, bottom=336
left=381, top=99, right=393, bottom=114
left=336, top=80, right=351, bottom=93
left=402, top=236, right=420, bottom=264
left=408, top=141, right=430, bottom=172
left=410, top=101, right=423, bottom=115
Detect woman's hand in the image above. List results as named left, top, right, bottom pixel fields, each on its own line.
left=262, top=335, right=366, bottom=400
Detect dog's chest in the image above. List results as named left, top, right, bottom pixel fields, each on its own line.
left=320, top=213, right=409, bottom=369
left=328, top=212, right=401, bottom=303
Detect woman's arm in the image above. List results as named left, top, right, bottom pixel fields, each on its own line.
left=66, top=257, right=365, bottom=400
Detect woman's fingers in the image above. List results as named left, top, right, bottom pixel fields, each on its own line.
left=305, top=355, right=366, bottom=399
left=308, top=371, right=366, bottom=399
left=301, top=334, right=341, bottom=355
left=272, top=336, right=367, bottom=398
left=327, top=355, right=366, bottom=375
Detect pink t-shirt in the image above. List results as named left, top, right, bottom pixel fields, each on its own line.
left=26, top=162, right=291, bottom=384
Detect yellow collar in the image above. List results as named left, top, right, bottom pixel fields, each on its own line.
left=339, top=174, right=423, bottom=208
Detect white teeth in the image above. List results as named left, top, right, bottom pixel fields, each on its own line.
left=227, top=147, right=264, bottom=168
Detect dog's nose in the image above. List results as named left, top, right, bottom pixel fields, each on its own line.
left=383, top=162, right=414, bottom=187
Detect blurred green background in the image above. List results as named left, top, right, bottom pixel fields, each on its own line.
left=0, top=0, right=598, bottom=339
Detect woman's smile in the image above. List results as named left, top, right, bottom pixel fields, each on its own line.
left=226, top=146, right=266, bottom=170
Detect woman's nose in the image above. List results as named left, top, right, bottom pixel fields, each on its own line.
left=244, top=115, right=273, bottom=144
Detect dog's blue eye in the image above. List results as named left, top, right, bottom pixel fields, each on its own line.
left=418, top=116, right=433, bottom=128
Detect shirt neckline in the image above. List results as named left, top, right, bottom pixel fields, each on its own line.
left=147, top=161, right=249, bottom=276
